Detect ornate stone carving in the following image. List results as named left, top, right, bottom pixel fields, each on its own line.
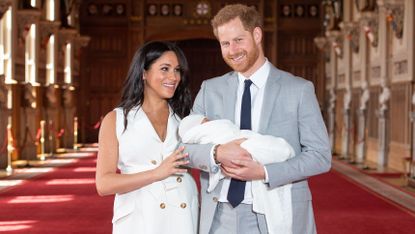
left=58, top=27, right=78, bottom=48
left=0, top=0, right=12, bottom=18
left=314, top=36, right=328, bottom=50
left=378, top=78, right=391, bottom=112
left=394, top=60, right=408, bottom=75
left=39, top=20, right=61, bottom=49
left=344, top=89, right=352, bottom=111
left=360, top=12, right=379, bottom=47
left=355, top=0, right=377, bottom=12
left=383, top=2, right=404, bottom=39
left=360, top=81, right=370, bottom=110
left=323, top=0, right=343, bottom=31
left=325, top=30, right=343, bottom=58
left=16, top=8, right=41, bottom=45
left=340, top=22, right=360, bottom=53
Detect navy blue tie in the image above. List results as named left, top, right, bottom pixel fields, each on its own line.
left=227, top=79, right=252, bottom=208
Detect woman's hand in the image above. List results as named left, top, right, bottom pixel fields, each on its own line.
left=153, top=146, right=189, bottom=181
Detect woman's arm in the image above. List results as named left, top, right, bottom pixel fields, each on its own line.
left=95, top=111, right=189, bottom=196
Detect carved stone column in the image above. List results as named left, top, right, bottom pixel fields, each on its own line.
left=15, top=7, right=41, bottom=81
left=38, top=20, right=60, bottom=83
left=325, top=30, right=342, bottom=152
left=356, top=81, right=370, bottom=164
left=328, top=88, right=337, bottom=149
left=45, top=85, right=60, bottom=154
left=409, top=93, right=415, bottom=185
left=0, top=75, right=9, bottom=170
left=62, top=87, right=76, bottom=148
left=377, top=78, right=390, bottom=167
left=20, top=83, right=38, bottom=162
left=56, top=28, right=77, bottom=84
left=341, top=89, right=352, bottom=160
left=376, top=1, right=394, bottom=168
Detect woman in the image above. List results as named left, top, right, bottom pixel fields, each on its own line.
left=96, top=41, right=198, bottom=234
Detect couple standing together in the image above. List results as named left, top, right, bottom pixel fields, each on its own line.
left=96, top=4, right=331, bottom=234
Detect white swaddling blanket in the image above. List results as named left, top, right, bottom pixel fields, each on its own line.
left=179, top=115, right=294, bottom=234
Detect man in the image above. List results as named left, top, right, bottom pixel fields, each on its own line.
left=184, top=4, right=331, bottom=234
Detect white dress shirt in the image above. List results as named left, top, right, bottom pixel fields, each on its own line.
left=218, top=59, right=270, bottom=204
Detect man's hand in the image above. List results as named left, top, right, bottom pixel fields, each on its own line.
left=216, top=138, right=251, bottom=168
left=221, top=159, right=265, bottom=181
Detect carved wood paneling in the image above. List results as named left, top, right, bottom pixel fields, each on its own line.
left=177, top=39, right=230, bottom=99
left=277, top=0, right=323, bottom=105
left=86, top=28, right=128, bottom=58
left=277, top=32, right=321, bottom=99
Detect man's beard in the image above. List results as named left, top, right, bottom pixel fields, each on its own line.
left=224, top=45, right=260, bottom=74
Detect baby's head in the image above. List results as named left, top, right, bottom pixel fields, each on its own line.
left=179, top=114, right=209, bottom=138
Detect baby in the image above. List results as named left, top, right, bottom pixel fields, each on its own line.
left=179, top=114, right=295, bottom=234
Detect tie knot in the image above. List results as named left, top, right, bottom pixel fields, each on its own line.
left=244, top=79, right=253, bottom=88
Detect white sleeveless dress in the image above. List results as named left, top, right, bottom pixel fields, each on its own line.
left=112, top=107, right=199, bottom=234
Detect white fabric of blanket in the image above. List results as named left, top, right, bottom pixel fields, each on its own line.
left=179, top=115, right=295, bottom=234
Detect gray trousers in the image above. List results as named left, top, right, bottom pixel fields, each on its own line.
left=209, top=203, right=266, bottom=234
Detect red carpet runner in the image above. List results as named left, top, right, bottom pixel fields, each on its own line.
left=310, top=170, right=415, bottom=234
left=1, top=153, right=414, bottom=233
left=0, top=152, right=113, bottom=233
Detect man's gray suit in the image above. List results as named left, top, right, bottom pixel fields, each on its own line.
left=184, top=65, right=332, bottom=234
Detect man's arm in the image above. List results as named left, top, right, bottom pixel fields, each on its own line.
left=265, top=81, right=331, bottom=189
left=182, top=80, right=252, bottom=174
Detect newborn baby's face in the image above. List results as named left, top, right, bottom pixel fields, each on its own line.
left=201, top=118, right=209, bottom=124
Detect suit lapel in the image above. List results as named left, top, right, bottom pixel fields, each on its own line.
left=259, top=67, right=282, bottom=133
left=223, top=73, right=238, bottom=121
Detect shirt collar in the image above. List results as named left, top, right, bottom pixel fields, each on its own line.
left=237, top=59, right=270, bottom=89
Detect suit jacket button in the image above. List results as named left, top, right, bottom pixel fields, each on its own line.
left=176, top=177, right=183, bottom=183
left=180, top=203, right=187, bottom=209
left=160, top=203, right=166, bottom=209
left=151, top=160, right=157, bottom=165
left=212, top=197, right=218, bottom=203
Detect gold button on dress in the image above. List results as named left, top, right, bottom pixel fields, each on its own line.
left=160, top=203, right=166, bottom=209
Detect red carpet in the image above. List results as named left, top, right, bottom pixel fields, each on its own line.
left=1, top=154, right=415, bottom=233
left=0, top=152, right=113, bottom=234
left=310, top=170, right=415, bottom=234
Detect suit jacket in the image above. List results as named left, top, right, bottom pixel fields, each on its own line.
left=184, top=64, right=332, bottom=234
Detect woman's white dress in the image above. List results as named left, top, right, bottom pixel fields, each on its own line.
left=112, top=107, right=199, bottom=234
